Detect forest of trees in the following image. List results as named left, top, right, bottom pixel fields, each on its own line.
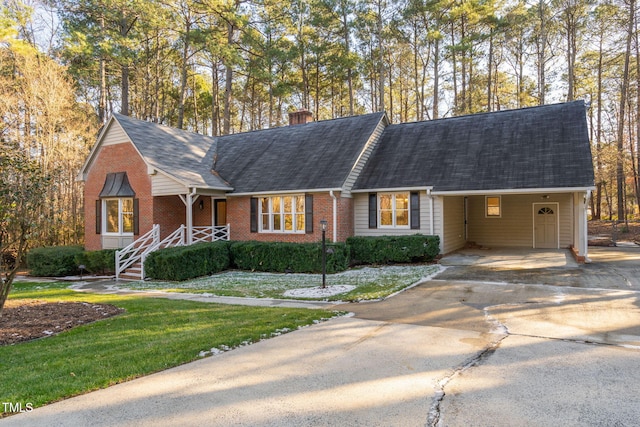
left=1, top=0, right=640, bottom=257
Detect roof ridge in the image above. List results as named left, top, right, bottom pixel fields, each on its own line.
left=387, top=100, right=585, bottom=127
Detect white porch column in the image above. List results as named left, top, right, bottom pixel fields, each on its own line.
left=573, top=191, right=590, bottom=262
left=180, top=189, right=198, bottom=245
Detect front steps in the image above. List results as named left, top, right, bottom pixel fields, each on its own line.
left=118, top=262, right=143, bottom=281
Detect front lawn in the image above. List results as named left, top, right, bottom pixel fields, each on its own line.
left=1, top=282, right=337, bottom=414
left=126, top=264, right=442, bottom=301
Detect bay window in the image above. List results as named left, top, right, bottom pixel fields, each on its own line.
left=104, top=198, right=135, bottom=234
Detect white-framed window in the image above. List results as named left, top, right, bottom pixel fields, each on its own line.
left=486, top=196, right=501, bottom=218
left=103, top=198, right=134, bottom=234
left=259, top=195, right=306, bottom=233
left=379, top=192, right=410, bottom=228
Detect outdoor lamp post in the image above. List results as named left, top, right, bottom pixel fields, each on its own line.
left=320, top=219, right=327, bottom=289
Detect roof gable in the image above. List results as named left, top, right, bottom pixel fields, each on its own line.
left=353, top=101, right=594, bottom=192
left=113, top=114, right=231, bottom=190
left=213, top=112, right=387, bottom=194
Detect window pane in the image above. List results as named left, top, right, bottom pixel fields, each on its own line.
left=272, top=197, right=281, bottom=213
left=262, top=214, right=270, bottom=230
left=396, top=210, right=409, bottom=226
left=284, top=214, right=293, bottom=230
left=283, top=196, right=292, bottom=213
left=380, top=210, right=393, bottom=226
left=295, top=196, right=304, bottom=214
left=380, top=194, right=392, bottom=210
left=122, top=198, right=134, bottom=233
left=395, top=193, right=409, bottom=210
left=487, top=197, right=500, bottom=216
left=273, top=214, right=282, bottom=231
left=261, top=198, right=269, bottom=213
left=296, top=213, right=305, bottom=231
left=105, top=200, right=119, bottom=233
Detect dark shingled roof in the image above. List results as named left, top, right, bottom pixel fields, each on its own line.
left=114, top=114, right=231, bottom=190
left=214, top=112, right=386, bottom=193
left=353, top=101, right=594, bottom=192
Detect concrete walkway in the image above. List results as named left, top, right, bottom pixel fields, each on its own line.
left=2, top=246, right=639, bottom=426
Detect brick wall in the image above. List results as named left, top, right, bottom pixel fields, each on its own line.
left=84, top=142, right=152, bottom=250
left=227, top=192, right=355, bottom=243
left=153, top=196, right=185, bottom=239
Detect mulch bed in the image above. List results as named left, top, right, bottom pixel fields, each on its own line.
left=0, top=300, right=124, bottom=346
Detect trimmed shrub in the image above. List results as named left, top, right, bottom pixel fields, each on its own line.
left=74, top=249, right=116, bottom=275
left=347, top=234, right=440, bottom=265
left=229, top=241, right=349, bottom=274
left=145, top=241, right=231, bottom=281
left=27, top=246, right=85, bottom=277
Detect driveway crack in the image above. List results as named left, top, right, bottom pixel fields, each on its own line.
left=426, top=306, right=509, bottom=427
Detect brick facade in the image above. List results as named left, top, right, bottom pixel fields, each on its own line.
left=84, top=142, right=153, bottom=251
left=227, top=192, right=354, bottom=243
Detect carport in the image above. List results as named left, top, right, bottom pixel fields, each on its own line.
left=435, top=189, right=592, bottom=263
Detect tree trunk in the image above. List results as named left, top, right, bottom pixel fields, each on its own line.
left=377, top=0, right=385, bottom=112
left=616, top=0, right=633, bottom=221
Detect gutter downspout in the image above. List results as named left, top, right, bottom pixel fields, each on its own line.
left=427, top=188, right=434, bottom=235
left=330, top=190, right=337, bottom=242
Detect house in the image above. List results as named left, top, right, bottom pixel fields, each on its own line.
left=77, top=101, right=595, bottom=278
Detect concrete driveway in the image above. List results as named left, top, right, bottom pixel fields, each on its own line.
left=2, top=247, right=639, bottom=426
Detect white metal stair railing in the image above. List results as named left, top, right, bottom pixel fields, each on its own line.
left=115, top=224, right=160, bottom=280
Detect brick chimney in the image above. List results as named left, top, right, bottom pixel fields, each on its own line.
left=288, top=109, right=313, bottom=125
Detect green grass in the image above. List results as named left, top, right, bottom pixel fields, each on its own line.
left=1, top=283, right=337, bottom=413
left=127, top=264, right=441, bottom=301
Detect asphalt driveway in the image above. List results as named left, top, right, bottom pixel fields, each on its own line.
left=2, top=246, right=639, bottom=426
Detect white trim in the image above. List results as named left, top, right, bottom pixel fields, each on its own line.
left=229, top=187, right=342, bottom=197
left=352, top=186, right=433, bottom=194
left=432, top=187, right=595, bottom=196
left=532, top=202, right=560, bottom=249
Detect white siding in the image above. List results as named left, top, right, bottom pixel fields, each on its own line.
left=151, top=172, right=187, bottom=196
left=102, top=121, right=129, bottom=146
left=441, top=196, right=465, bottom=254
left=466, top=193, right=573, bottom=248
left=353, top=191, right=435, bottom=237
left=343, top=118, right=386, bottom=193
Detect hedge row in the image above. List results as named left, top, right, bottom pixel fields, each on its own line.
left=26, top=234, right=440, bottom=280
left=347, top=235, right=440, bottom=264
left=144, top=242, right=230, bottom=281
left=75, top=249, right=117, bottom=275
left=27, top=246, right=117, bottom=277
left=27, top=246, right=85, bottom=277
left=230, top=241, right=349, bottom=274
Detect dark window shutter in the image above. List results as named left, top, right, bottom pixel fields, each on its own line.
left=410, top=192, right=420, bottom=229
left=368, top=193, right=377, bottom=229
left=250, top=198, right=258, bottom=233
left=305, top=194, right=313, bottom=233
left=133, top=198, right=140, bottom=235
left=95, top=200, right=101, bottom=234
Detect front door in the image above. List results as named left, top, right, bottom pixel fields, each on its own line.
left=534, top=203, right=558, bottom=248
left=214, top=199, right=227, bottom=226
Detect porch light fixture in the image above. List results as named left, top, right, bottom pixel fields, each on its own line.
left=199, top=199, right=204, bottom=210
left=320, top=219, right=328, bottom=289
